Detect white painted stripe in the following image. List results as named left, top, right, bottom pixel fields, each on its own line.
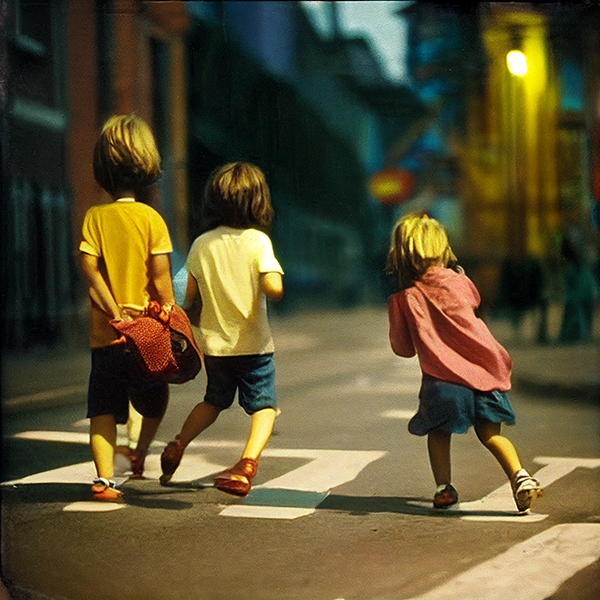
left=382, top=408, right=415, bottom=420
left=13, top=431, right=90, bottom=444
left=12, top=430, right=165, bottom=449
left=340, top=377, right=420, bottom=395
left=219, top=505, right=315, bottom=519
left=533, top=455, right=600, bottom=479
left=63, top=502, right=126, bottom=513
left=405, top=524, right=600, bottom=600
left=2, top=462, right=95, bottom=486
left=219, top=449, right=386, bottom=519
left=258, top=449, right=387, bottom=492
left=190, top=439, right=244, bottom=449
left=451, top=474, right=547, bottom=522
left=4, top=385, right=87, bottom=408
left=2, top=452, right=226, bottom=488
left=409, top=457, right=600, bottom=523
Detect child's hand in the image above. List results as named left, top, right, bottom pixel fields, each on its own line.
left=114, top=309, right=133, bottom=323
left=110, top=334, right=128, bottom=346
left=147, top=300, right=173, bottom=325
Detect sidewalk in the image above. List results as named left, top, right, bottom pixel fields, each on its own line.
left=2, top=308, right=599, bottom=412
left=487, top=315, right=600, bottom=401
left=1, top=347, right=91, bottom=412
left=507, top=343, right=600, bottom=400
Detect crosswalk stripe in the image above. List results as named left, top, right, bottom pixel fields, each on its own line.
left=4, top=385, right=87, bottom=408
left=405, top=524, right=600, bottom=600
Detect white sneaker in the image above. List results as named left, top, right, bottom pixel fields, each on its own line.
left=511, top=469, right=543, bottom=512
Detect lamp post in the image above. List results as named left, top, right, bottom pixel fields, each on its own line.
left=506, top=43, right=527, bottom=262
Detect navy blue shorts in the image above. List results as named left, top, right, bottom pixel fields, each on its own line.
left=87, top=346, right=169, bottom=424
left=203, top=354, right=277, bottom=415
left=408, top=374, right=516, bottom=436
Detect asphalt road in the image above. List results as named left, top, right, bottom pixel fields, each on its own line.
left=2, top=307, right=599, bottom=600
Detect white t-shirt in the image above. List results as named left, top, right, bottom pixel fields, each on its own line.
left=186, top=226, right=283, bottom=356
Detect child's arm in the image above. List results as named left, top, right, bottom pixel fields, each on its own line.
left=260, top=272, right=284, bottom=301
left=181, top=271, right=201, bottom=325
left=148, top=253, right=175, bottom=307
left=182, top=273, right=202, bottom=312
left=388, top=295, right=416, bottom=357
left=80, top=252, right=123, bottom=320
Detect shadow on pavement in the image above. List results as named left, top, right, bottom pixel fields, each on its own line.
left=1, top=482, right=195, bottom=511
left=317, top=493, right=523, bottom=519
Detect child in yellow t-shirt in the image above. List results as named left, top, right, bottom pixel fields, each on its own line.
left=79, top=114, right=175, bottom=501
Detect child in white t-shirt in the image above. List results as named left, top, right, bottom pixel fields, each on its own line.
left=160, top=162, right=283, bottom=497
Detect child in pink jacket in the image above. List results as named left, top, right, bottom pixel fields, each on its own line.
left=387, top=213, right=542, bottom=512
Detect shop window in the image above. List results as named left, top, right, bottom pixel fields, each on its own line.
left=11, top=0, right=59, bottom=107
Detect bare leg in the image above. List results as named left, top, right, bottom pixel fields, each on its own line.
left=214, top=408, right=277, bottom=496
left=474, top=421, right=521, bottom=479
left=160, top=402, right=222, bottom=484
left=127, top=402, right=143, bottom=450
left=90, top=414, right=117, bottom=480
left=178, top=401, right=222, bottom=447
left=427, top=429, right=452, bottom=486
left=242, top=408, right=277, bottom=460
left=133, top=417, right=162, bottom=458
left=476, top=421, right=543, bottom=511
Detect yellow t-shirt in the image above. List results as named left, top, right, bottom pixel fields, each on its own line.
left=79, top=199, right=173, bottom=348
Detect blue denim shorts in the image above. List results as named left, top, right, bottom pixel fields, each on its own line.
left=203, top=354, right=277, bottom=415
left=87, top=346, right=169, bottom=424
left=408, top=373, right=516, bottom=436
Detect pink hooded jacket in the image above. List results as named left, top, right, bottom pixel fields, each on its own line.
left=388, top=267, right=512, bottom=391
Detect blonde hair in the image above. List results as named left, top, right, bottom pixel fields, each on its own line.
left=387, top=213, right=457, bottom=290
left=202, top=162, right=274, bottom=232
left=93, top=114, right=161, bottom=196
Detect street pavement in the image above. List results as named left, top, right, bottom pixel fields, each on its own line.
left=1, top=305, right=599, bottom=600
left=3, top=305, right=598, bottom=411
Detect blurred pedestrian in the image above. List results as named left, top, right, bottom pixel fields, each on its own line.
left=386, top=213, right=542, bottom=512
left=160, top=162, right=283, bottom=497
left=80, top=114, right=175, bottom=501
left=559, top=221, right=599, bottom=343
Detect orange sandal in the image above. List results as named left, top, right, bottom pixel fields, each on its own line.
left=214, top=458, right=258, bottom=497
left=91, top=478, right=123, bottom=502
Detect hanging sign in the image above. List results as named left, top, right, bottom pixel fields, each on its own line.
left=368, top=167, right=415, bottom=205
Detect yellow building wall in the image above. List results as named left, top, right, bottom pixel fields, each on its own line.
left=455, top=6, right=561, bottom=274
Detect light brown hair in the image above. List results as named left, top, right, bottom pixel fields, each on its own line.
left=93, top=114, right=161, bottom=196
left=387, top=213, right=457, bottom=290
left=202, top=162, right=274, bottom=233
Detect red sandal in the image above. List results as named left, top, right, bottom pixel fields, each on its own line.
left=215, top=458, right=258, bottom=497
left=160, top=436, right=185, bottom=485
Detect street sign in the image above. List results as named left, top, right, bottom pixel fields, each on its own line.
left=368, top=167, right=415, bottom=205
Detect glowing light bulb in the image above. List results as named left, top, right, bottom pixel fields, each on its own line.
left=507, top=50, right=528, bottom=76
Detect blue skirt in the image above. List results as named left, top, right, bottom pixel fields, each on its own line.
left=408, top=374, right=516, bottom=436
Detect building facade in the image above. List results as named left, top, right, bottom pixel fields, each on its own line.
left=184, top=1, right=420, bottom=307
left=2, top=0, right=189, bottom=349
left=399, top=2, right=600, bottom=316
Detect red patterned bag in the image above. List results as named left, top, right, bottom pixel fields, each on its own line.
left=112, top=302, right=202, bottom=384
